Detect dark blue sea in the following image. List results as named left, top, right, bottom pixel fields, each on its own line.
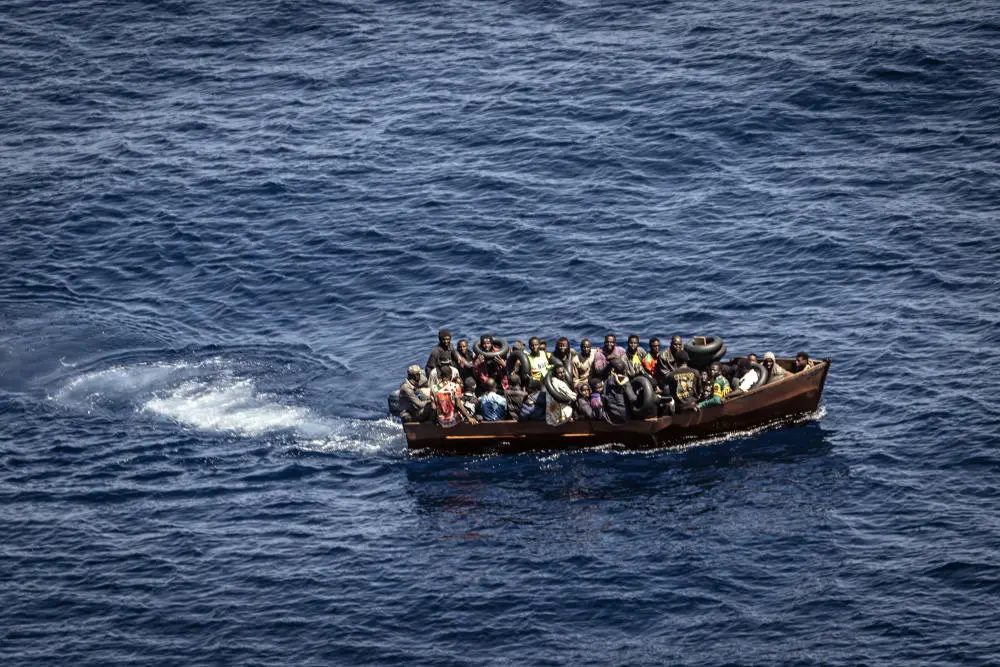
left=3, top=0, right=999, bottom=664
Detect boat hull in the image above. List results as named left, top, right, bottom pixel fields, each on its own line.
left=404, top=359, right=830, bottom=456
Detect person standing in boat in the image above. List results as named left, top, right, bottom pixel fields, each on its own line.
left=572, top=338, right=596, bottom=386
left=526, top=337, right=551, bottom=383
left=425, top=329, right=460, bottom=385
left=431, top=358, right=477, bottom=427
left=762, top=352, right=788, bottom=383
left=642, top=338, right=661, bottom=376
left=624, top=334, right=647, bottom=377
left=695, top=363, right=731, bottom=410
left=473, top=334, right=509, bottom=394
left=549, top=337, right=576, bottom=379
left=455, top=339, right=475, bottom=384
left=593, top=334, right=625, bottom=380
left=657, top=335, right=686, bottom=375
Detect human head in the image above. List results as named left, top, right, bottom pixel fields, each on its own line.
left=748, top=353, right=758, bottom=364
left=438, top=361, right=455, bottom=382
left=603, top=334, right=617, bottom=352
left=485, top=378, right=497, bottom=393
left=648, top=338, right=660, bottom=356
left=553, top=365, right=567, bottom=381
left=463, top=377, right=476, bottom=394
left=457, top=339, right=469, bottom=355
left=709, top=362, right=722, bottom=379
left=479, top=334, right=494, bottom=351
left=675, top=350, right=690, bottom=367
left=627, top=334, right=639, bottom=353
left=528, top=336, right=540, bottom=354
left=580, top=338, right=592, bottom=356
left=539, top=340, right=548, bottom=351
left=589, top=377, right=604, bottom=393
left=763, top=351, right=776, bottom=369
left=670, top=335, right=684, bottom=353
left=508, top=374, right=522, bottom=389
left=438, top=329, right=452, bottom=347
left=556, top=337, right=569, bottom=355
left=610, top=357, right=627, bottom=375
left=407, top=364, right=422, bottom=382
left=737, top=358, right=751, bottom=374
left=795, top=352, right=810, bottom=368
left=576, top=382, right=591, bottom=397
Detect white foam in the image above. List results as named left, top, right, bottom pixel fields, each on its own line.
left=53, top=358, right=404, bottom=453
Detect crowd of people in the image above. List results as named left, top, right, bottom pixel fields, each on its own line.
left=398, top=330, right=816, bottom=428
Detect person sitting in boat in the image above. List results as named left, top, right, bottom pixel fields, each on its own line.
left=478, top=379, right=507, bottom=421
left=544, top=365, right=577, bottom=426
left=526, top=337, right=551, bottom=383
left=601, top=357, right=631, bottom=424
left=695, top=362, right=731, bottom=410
left=793, top=352, right=815, bottom=373
left=461, top=377, right=479, bottom=417
left=593, top=334, right=625, bottom=379
left=733, top=357, right=759, bottom=392
left=398, top=365, right=434, bottom=422
left=665, top=351, right=701, bottom=412
left=572, top=338, right=596, bottom=385
left=588, top=378, right=607, bottom=422
left=657, top=335, right=686, bottom=375
left=549, top=337, right=575, bottom=379
left=504, top=374, right=527, bottom=420
left=572, top=382, right=594, bottom=421
left=762, top=352, right=788, bottom=383
left=624, top=334, right=647, bottom=377
left=455, top=339, right=475, bottom=383
left=519, top=381, right=547, bottom=421
left=425, top=329, right=459, bottom=385
left=642, top=338, right=661, bottom=376
left=431, top=359, right=477, bottom=427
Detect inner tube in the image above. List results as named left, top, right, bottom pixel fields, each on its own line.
left=550, top=352, right=574, bottom=381
left=750, top=361, right=769, bottom=389
left=712, top=344, right=728, bottom=362
left=628, top=375, right=658, bottom=415
left=685, top=336, right=724, bottom=358
left=507, top=347, right=531, bottom=385
left=474, top=336, right=509, bottom=359
left=387, top=389, right=401, bottom=416
left=543, top=371, right=576, bottom=404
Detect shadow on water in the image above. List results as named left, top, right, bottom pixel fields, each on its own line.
left=403, top=420, right=834, bottom=516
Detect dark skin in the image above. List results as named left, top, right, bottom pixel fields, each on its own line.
left=693, top=363, right=722, bottom=411
left=649, top=340, right=661, bottom=357
left=627, top=336, right=640, bottom=355
left=435, top=367, right=477, bottom=424
left=474, top=335, right=493, bottom=364
left=603, top=335, right=617, bottom=355
left=439, top=333, right=452, bottom=349
left=748, top=353, right=758, bottom=365
left=554, top=338, right=570, bottom=359
left=670, top=336, right=683, bottom=354
left=580, top=339, right=592, bottom=357
left=794, top=354, right=810, bottom=372
left=529, top=337, right=541, bottom=355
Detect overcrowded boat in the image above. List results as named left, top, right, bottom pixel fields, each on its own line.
left=388, top=332, right=830, bottom=456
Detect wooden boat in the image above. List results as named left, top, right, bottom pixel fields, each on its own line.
left=404, top=358, right=830, bottom=456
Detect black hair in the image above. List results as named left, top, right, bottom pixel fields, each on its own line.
left=508, top=374, right=522, bottom=388
left=649, top=337, right=660, bottom=346
left=675, top=349, right=689, bottom=364
left=796, top=351, right=809, bottom=361
left=438, top=329, right=451, bottom=339
left=463, top=377, right=476, bottom=392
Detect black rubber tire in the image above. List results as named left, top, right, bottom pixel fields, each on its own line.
left=685, top=336, right=724, bottom=358
left=387, top=390, right=401, bottom=416
left=751, top=362, right=769, bottom=389
left=629, top=375, right=658, bottom=414
left=507, top=348, right=531, bottom=386
left=543, top=371, right=576, bottom=404
left=550, top=352, right=574, bottom=382
left=474, top=336, right=509, bottom=359
left=712, top=344, right=728, bottom=362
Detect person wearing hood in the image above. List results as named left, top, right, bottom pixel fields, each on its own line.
left=544, top=365, right=577, bottom=427
left=601, top=357, right=632, bottom=424
left=398, top=365, right=434, bottom=422
left=763, top=352, right=788, bottom=383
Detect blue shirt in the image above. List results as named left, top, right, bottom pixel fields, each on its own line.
left=479, top=391, right=508, bottom=421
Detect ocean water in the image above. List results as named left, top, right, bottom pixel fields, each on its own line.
left=2, top=0, right=999, bottom=664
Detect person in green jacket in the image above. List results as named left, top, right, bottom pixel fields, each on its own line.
left=695, top=362, right=731, bottom=410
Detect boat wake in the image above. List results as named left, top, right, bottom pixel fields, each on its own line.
left=50, top=357, right=403, bottom=454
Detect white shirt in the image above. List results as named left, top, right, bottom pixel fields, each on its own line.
left=737, top=368, right=759, bottom=391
